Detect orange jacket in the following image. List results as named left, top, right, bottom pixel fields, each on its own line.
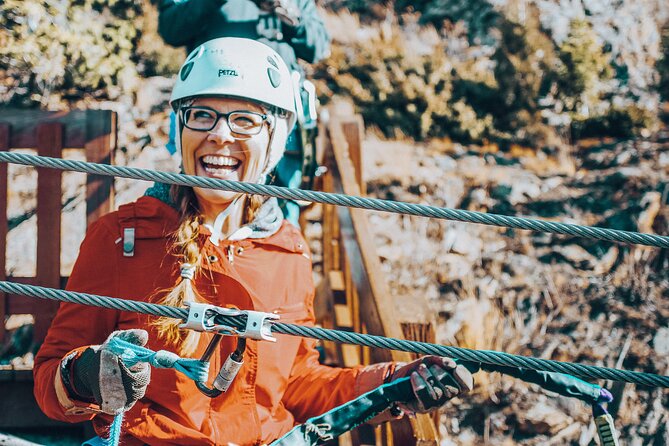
left=34, top=196, right=391, bottom=445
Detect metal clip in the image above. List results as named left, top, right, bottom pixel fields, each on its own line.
left=179, top=302, right=279, bottom=342
left=179, top=302, right=241, bottom=334
left=242, top=310, right=279, bottom=342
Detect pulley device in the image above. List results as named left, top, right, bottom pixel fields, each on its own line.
left=179, top=302, right=278, bottom=397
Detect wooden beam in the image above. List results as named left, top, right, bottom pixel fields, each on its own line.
left=85, top=110, right=115, bottom=225
left=0, top=378, right=83, bottom=429
left=0, top=124, right=9, bottom=345
left=327, top=113, right=439, bottom=444
left=35, top=123, right=63, bottom=343
left=0, top=108, right=113, bottom=150
left=341, top=116, right=366, bottom=195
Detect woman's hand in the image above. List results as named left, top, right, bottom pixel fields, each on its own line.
left=71, top=329, right=151, bottom=414
left=389, top=356, right=474, bottom=414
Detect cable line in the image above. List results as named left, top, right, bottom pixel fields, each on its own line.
left=0, top=152, right=667, bottom=248
left=2, top=281, right=667, bottom=388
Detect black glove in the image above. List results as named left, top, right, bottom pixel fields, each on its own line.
left=252, top=0, right=301, bottom=27
left=388, top=356, right=474, bottom=414
left=71, top=329, right=151, bottom=415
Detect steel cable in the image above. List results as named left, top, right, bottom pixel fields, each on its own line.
left=2, top=282, right=667, bottom=388
left=1, top=152, right=667, bottom=248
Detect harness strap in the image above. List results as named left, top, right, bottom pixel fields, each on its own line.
left=271, top=377, right=413, bottom=445
left=274, top=361, right=618, bottom=446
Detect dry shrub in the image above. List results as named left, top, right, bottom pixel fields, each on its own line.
left=313, top=17, right=495, bottom=143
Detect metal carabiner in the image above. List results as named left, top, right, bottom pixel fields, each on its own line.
left=196, top=333, right=247, bottom=398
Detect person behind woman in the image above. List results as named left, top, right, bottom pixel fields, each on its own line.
left=33, top=38, right=473, bottom=446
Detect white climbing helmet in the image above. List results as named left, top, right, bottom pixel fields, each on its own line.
left=170, top=37, right=297, bottom=178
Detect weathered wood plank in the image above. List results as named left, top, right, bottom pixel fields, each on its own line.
left=35, top=123, right=63, bottom=343
left=85, top=109, right=115, bottom=225
left=0, top=108, right=113, bottom=150
left=327, top=115, right=439, bottom=445
left=341, top=116, right=366, bottom=195
left=0, top=124, right=9, bottom=345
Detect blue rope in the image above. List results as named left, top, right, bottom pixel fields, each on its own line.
left=106, top=338, right=209, bottom=382
left=95, top=338, right=209, bottom=446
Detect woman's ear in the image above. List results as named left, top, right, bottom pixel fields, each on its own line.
left=264, top=115, right=288, bottom=177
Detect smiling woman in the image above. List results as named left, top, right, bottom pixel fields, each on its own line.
left=32, top=37, right=473, bottom=446
left=180, top=97, right=275, bottom=218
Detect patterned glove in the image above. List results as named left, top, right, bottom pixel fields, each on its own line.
left=253, top=0, right=302, bottom=27
left=71, top=329, right=151, bottom=415
left=389, top=356, right=474, bottom=414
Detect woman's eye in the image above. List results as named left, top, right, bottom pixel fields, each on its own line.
left=232, top=114, right=260, bottom=128
left=193, top=110, right=214, bottom=121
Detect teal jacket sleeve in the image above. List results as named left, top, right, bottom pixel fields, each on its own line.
left=283, top=0, right=331, bottom=63
left=157, top=0, right=226, bottom=47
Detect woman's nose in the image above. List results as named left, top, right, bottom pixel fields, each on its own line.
left=206, top=119, right=235, bottom=143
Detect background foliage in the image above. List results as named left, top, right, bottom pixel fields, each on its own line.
left=0, top=0, right=181, bottom=108
left=1, top=0, right=668, bottom=142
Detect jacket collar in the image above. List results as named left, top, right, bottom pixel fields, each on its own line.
left=138, top=186, right=300, bottom=251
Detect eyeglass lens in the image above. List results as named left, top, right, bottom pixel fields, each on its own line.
left=183, top=108, right=265, bottom=135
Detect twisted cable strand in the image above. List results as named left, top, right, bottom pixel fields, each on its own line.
left=270, top=323, right=669, bottom=388
left=2, top=282, right=667, bottom=388
left=1, top=152, right=667, bottom=248
left=0, top=281, right=186, bottom=320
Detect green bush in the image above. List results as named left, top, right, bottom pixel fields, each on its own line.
left=313, top=30, right=494, bottom=142
left=0, top=0, right=179, bottom=107
left=489, top=9, right=563, bottom=146
left=571, top=106, right=657, bottom=139
left=0, top=0, right=144, bottom=106
left=557, top=19, right=612, bottom=116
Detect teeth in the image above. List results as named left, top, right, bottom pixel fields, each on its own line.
left=202, top=155, right=239, bottom=167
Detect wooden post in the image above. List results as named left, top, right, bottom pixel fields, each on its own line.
left=85, top=110, right=115, bottom=225
left=35, top=123, right=63, bottom=343
left=328, top=114, right=439, bottom=445
left=0, top=124, right=9, bottom=345
left=341, top=116, right=365, bottom=195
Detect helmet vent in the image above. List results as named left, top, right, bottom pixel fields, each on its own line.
left=267, top=67, right=281, bottom=88
left=180, top=62, right=194, bottom=81
left=267, top=55, right=279, bottom=68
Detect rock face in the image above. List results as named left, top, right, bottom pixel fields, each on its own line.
left=363, top=133, right=669, bottom=444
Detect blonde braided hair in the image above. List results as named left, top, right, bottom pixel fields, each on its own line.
left=153, top=185, right=265, bottom=356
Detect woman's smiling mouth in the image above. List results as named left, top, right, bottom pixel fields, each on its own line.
left=199, top=154, right=242, bottom=176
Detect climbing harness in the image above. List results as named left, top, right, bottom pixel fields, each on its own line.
left=1, top=152, right=667, bottom=248
left=273, top=363, right=620, bottom=446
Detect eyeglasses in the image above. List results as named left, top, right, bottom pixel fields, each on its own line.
left=180, top=106, right=269, bottom=136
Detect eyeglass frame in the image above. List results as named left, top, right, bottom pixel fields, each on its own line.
left=179, top=105, right=272, bottom=136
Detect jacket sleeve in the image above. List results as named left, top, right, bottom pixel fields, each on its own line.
left=281, top=295, right=393, bottom=422
left=157, top=0, right=226, bottom=47
left=33, top=219, right=121, bottom=423
left=282, top=0, right=331, bottom=63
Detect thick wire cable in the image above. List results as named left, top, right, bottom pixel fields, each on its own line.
left=1, top=152, right=667, bottom=248
left=2, top=281, right=667, bottom=388
left=0, top=281, right=186, bottom=320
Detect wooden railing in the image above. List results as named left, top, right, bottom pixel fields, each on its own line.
left=0, top=108, right=116, bottom=429
left=314, top=109, right=439, bottom=445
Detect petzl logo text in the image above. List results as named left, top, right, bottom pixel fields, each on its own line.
left=218, top=69, right=238, bottom=77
